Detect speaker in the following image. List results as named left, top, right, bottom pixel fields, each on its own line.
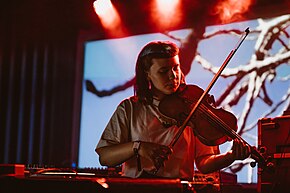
left=257, top=115, right=290, bottom=193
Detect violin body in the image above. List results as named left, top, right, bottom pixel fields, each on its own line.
left=159, top=84, right=238, bottom=146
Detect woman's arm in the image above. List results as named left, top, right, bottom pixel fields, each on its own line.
left=96, top=142, right=135, bottom=167
left=195, top=139, right=251, bottom=174
left=96, top=141, right=172, bottom=168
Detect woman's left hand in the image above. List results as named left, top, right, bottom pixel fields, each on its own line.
left=231, top=139, right=251, bottom=160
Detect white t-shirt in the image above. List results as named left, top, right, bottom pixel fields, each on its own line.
left=96, top=97, right=217, bottom=180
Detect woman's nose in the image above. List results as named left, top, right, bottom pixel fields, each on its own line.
left=169, top=69, right=176, bottom=80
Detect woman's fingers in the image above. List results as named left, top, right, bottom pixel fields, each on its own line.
left=232, top=139, right=251, bottom=160
left=139, top=142, right=172, bottom=166
left=149, top=144, right=172, bottom=168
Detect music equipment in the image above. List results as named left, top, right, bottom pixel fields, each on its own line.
left=258, top=114, right=290, bottom=193
left=0, top=164, right=25, bottom=176
left=0, top=166, right=242, bottom=193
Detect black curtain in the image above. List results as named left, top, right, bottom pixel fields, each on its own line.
left=0, top=0, right=94, bottom=167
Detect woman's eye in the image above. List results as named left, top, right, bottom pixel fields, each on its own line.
left=159, top=69, right=168, bottom=73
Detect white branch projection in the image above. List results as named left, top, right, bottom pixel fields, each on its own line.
left=182, top=15, right=290, bottom=178
left=195, top=15, right=290, bottom=134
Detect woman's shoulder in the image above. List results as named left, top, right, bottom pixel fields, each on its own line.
left=114, top=96, right=145, bottom=115
left=118, top=96, right=140, bottom=107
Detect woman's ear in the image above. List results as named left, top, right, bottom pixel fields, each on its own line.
left=146, top=71, right=151, bottom=81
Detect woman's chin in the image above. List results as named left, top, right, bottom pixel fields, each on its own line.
left=164, top=87, right=178, bottom=95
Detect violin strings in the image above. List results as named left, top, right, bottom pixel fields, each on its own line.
left=192, top=104, right=265, bottom=165
left=197, top=104, right=244, bottom=141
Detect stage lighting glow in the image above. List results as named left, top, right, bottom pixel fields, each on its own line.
left=93, top=0, right=124, bottom=36
left=151, top=0, right=182, bottom=29
left=156, top=0, right=179, bottom=15
left=213, top=0, right=254, bottom=24
left=93, top=0, right=113, bottom=16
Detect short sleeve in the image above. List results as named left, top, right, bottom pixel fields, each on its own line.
left=96, top=99, right=131, bottom=149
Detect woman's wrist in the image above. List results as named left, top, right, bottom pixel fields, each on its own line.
left=224, top=150, right=235, bottom=164
left=132, top=141, right=142, bottom=171
left=133, top=141, right=141, bottom=155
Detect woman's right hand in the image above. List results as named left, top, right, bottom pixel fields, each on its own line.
left=138, top=142, right=172, bottom=169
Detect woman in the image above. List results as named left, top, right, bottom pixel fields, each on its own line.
left=95, top=41, right=251, bottom=180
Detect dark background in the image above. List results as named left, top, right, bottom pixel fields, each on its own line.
left=0, top=0, right=289, bottom=167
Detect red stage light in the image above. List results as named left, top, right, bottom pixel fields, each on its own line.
left=93, top=0, right=113, bottom=17
left=93, top=0, right=126, bottom=37
left=150, top=0, right=182, bottom=30
left=156, top=0, right=179, bottom=16
left=213, top=0, right=254, bottom=24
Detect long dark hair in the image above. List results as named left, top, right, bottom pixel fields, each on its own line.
left=134, top=41, right=184, bottom=104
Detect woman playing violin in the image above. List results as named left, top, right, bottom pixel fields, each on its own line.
left=95, top=40, right=251, bottom=180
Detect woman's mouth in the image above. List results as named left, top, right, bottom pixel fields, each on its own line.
left=166, top=81, right=178, bottom=89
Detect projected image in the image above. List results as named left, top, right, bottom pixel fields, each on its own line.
left=78, top=14, right=290, bottom=183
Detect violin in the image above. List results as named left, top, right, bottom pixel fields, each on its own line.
left=153, top=27, right=271, bottom=173
left=159, top=84, right=237, bottom=146
left=158, top=84, right=268, bottom=169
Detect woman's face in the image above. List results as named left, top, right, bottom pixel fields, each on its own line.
left=147, top=55, right=182, bottom=99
